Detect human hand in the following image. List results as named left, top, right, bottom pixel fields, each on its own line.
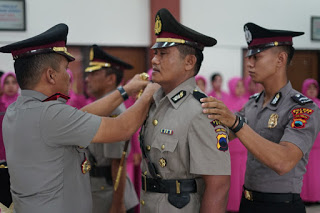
left=140, top=82, right=161, bottom=100
left=200, top=96, right=237, bottom=128
left=123, top=74, right=149, bottom=97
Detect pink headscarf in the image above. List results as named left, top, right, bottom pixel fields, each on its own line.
left=195, top=75, right=207, bottom=93
left=66, top=69, right=89, bottom=109
left=1, top=72, right=19, bottom=109
left=301, top=78, right=320, bottom=107
left=226, top=77, right=247, bottom=112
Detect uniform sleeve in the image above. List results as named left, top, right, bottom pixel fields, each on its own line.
left=103, top=103, right=126, bottom=158
left=188, top=113, right=231, bottom=175
left=280, top=104, right=320, bottom=154
left=40, top=103, right=101, bottom=148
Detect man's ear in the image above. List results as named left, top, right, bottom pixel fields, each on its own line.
left=45, top=67, right=56, bottom=85
left=185, top=54, right=197, bottom=72
left=277, top=51, right=288, bottom=68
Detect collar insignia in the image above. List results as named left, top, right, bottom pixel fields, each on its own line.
left=250, top=92, right=262, bottom=102
left=171, top=90, right=186, bottom=103
left=270, top=92, right=281, bottom=106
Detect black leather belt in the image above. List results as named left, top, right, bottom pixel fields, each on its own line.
left=141, top=175, right=197, bottom=194
left=244, top=188, right=301, bottom=203
left=89, top=166, right=111, bottom=177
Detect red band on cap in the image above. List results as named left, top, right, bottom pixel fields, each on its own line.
left=11, top=41, right=66, bottom=57
left=249, top=36, right=292, bottom=47
left=158, top=31, right=193, bottom=42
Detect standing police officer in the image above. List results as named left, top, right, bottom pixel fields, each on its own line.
left=140, top=8, right=230, bottom=213
left=85, top=44, right=138, bottom=213
left=201, top=23, right=320, bottom=213
left=0, top=23, right=159, bottom=213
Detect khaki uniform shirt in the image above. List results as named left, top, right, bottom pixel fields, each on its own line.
left=89, top=91, right=138, bottom=213
left=140, top=78, right=231, bottom=213
left=3, top=90, right=101, bottom=213
left=237, top=82, right=320, bottom=193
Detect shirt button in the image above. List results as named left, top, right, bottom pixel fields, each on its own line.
left=161, top=144, right=165, bottom=150
left=153, top=119, right=158, bottom=126
left=144, top=171, right=147, bottom=175
left=140, top=199, right=145, bottom=205
left=100, top=186, right=105, bottom=190
left=146, top=145, right=151, bottom=151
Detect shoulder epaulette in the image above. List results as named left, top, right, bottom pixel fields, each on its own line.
left=192, top=89, right=207, bottom=103
left=291, top=94, right=313, bottom=105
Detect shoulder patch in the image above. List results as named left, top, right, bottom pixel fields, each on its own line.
left=250, top=92, right=262, bottom=102
left=171, top=90, right=186, bottom=103
left=291, top=94, right=313, bottom=105
left=192, top=89, right=207, bottom=103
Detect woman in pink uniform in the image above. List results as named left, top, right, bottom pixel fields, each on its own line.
left=225, top=77, right=248, bottom=212
left=195, top=75, right=207, bottom=94
left=0, top=72, right=19, bottom=109
left=300, top=78, right=320, bottom=203
left=66, top=69, right=88, bottom=109
left=208, top=73, right=229, bottom=101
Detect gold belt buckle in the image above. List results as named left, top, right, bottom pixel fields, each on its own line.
left=176, top=180, right=181, bottom=194
left=142, top=173, right=147, bottom=192
left=244, top=190, right=253, bottom=201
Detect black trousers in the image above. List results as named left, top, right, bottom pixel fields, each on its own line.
left=239, top=193, right=306, bottom=213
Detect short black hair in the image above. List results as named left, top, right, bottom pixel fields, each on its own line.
left=104, top=67, right=124, bottom=86
left=176, top=45, right=203, bottom=75
left=14, top=53, right=62, bottom=89
left=211, top=73, right=221, bottom=82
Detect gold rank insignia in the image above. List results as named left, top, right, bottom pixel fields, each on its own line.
left=155, top=15, right=162, bottom=35
left=81, top=157, right=91, bottom=174
left=159, top=157, right=167, bottom=168
left=171, top=90, right=186, bottom=103
left=268, top=113, right=278, bottom=128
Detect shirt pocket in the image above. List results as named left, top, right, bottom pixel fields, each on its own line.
left=151, top=135, right=179, bottom=174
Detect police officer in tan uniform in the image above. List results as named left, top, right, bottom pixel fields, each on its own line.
left=140, top=8, right=230, bottom=213
left=201, top=23, right=320, bottom=213
left=0, top=23, right=159, bottom=213
left=85, top=45, right=138, bottom=213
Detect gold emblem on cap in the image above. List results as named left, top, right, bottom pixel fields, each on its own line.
left=81, top=158, right=91, bottom=174
left=268, top=113, right=278, bottom=128
left=89, top=47, right=94, bottom=61
left=159, top=157, right=167, bottom=168
left=154, top=15, right=162, bottom=35
left=274, top=41, right=279, bottom=46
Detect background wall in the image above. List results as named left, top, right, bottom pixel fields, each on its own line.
left=0, top=0, right=319, bottom=91
left=181, top=0, right=320, bottom=92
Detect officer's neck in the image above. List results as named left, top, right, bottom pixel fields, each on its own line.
left=262, top=74, right=287, bottom=107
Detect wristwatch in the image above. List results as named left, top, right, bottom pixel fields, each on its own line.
left=117, top=86, right=129, bottom=101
